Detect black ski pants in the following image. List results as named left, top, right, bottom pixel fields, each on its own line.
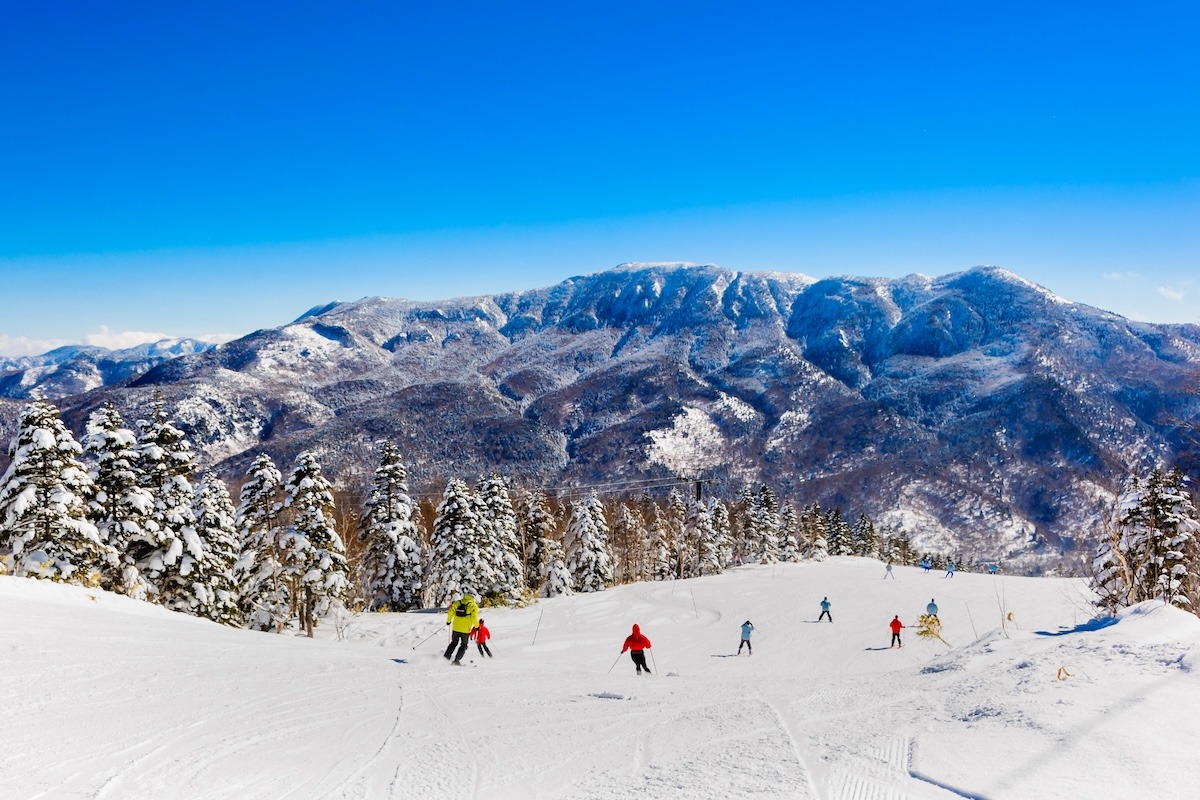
left=890, top=632, right=902, bottom=647
left=445, top=630, right=470, bottom=661
left=738, top=638, right=752, bottom=654
left=476, top=642, right=493, bottom=658
left=819, top=610, right=832, bottom=622
left=630, top=650, right=650, bottom=674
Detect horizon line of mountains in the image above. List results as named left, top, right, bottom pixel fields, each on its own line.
left=2, top=263, right=1197, bottom=574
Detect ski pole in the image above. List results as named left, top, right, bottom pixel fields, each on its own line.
left=532, top=605, right=545, bottom=645
left=649, top=649, right=659, bottom=675
left=412, top=626, right=445, bottom=650
left=607, top=652, right=624, bottom=674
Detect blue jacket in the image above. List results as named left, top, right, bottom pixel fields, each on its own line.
left=820, top=599, right=830, bottom=611
left=927, top=603, right=938, bottom=615
left=741, top=623, right=754, bottom=639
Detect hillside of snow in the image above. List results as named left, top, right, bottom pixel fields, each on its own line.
left=3, top=559, right=1199, bottom=799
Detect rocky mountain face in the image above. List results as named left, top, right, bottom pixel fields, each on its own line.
left=9, top=264, right=1200, bottom=573
left=0, top=339, right=214, bottom=400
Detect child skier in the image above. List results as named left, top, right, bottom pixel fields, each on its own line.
left=818, top=597, right=832, bottom=622
left=621, top=624, right=653, bottom=675
left=470, top=619, right=493, bottom=658
left=945, top=561, right=956, bottom=578
left=884, top=562, right=895, bottom=579
left=738, top=620, right=754, bottom=655
left=890, top=615, right=904, bottom=648
left=926, top=599, right=939, bottom=621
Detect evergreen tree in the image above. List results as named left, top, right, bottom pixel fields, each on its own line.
left=853, top=513, right=880, bottom=558
left=83, top=401, right=154, bottom=596
left=1120, top=469, right=1200, bottom=609
left=612, top=502, right=645, bottom=584
left=191, top=471, right=243, bottom=625
left=564, top=494, right=613, bottom=592
left=691, top=499, right=722, bottom=576
left=522, top=490, right=558, bottom=591
left=283, top=451, right=349, bottom=635
left=540, top=536, right=573, bottom=597
left=711, top=500, right=734, bottom=568
left=779, top=501, right=800, bottom=563
left=359, top=442, right=422, bottom=610
left=0, top=399, right=113, bottom=583
left=479, top=473, right=524, bottom=604
left=825, top=508, right=854, bottom=556
left=426, top=478, right=493, bottom=607
left=234, top=454, right=287, bottom=631
left=805, top=504, right=829, bottom=562
left=647, top=505, right=674, bottom=581
left=134, top=392, right=195, bottom=601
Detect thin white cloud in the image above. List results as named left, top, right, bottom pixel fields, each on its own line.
left=0, top=335, right=72, bottom=358
left=82, top=326, right=173, bottom=350
left=1158, top=286, right=1185, bottom=302
left=1102, top=271, right=1141, bottom=281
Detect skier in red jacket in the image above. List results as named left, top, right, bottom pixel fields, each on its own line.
left=470, top=619, right=493, bottom=658
left=890, top=616, right=904, bottom=648
left=621, top=624, right=652, bottom=675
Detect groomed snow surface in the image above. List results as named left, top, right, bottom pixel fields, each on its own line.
left=3, top=558, right=1198, bottom=800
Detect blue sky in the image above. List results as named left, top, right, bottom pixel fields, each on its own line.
left=1, top=2, right=1197, bottom=355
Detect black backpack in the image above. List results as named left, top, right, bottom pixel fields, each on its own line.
left=455, top=601, right=470, bottom=617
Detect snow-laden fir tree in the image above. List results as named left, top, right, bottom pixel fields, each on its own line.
left=539, top=535, right=573, bottom=598
left=234, top=454, right=287, bottom=631
left=426, top=478, right=493, bottom=607
left=283, top=451, right=349, bottom=635
left=825, top=508, right=854, bottom=556
left=133, top=392, right=195, bottom=600
left=804, top=504, right=829, bottom=562
left=778, top=501, right=800, bottom=563
left=83, top=401, right=154, bottom=596
left=853, top=513, right=879, bottom=558
left=755, top=485, right=780, bottom=564
left=666, top=489, right=688, bottom=577
left=1118, top=469, right=1199, bottom=609
left=522, top=490, right=558, bottom=591
left=190, top=471, right=243, bottom=625
left=564, top=494, right=613, bottom=593
left=0, top=399, right=113, bottom=583
left=359, top=442, right=422, bottom=611
left=690, top=499, right=722, bottom=576
left=736, top=485, right=759, bottom=564
left=711, top=500, right=734, bottom=568
left=478, top=473, right=524, bottom=604
left=646, top=505, right=674, bottom=581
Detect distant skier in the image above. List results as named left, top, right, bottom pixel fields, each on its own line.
left=890, top=616, right=904, bottom=648
left=988, top=563, right=999, bottom=575
left=945, top=561, right=956, bottom=578
left=470, top=619, right=493, bottom=658
left=926, top=598, right=939, bottom=621
left=884, top=562, right=895, bottom=579
left=818, top=597, right=832, bottom=622
left=444, top=589, right=479, bottom=665
left=738, top=620, right=754, bottom=655
left=920, top=559, right=931, bottom=573
left=621, top=624, right=653, bottom=675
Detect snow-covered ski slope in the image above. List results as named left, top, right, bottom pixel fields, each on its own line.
left=3, top=558, right=1199, bottom=800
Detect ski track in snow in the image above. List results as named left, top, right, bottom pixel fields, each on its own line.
left=4, top=560, right=1200, bottom=799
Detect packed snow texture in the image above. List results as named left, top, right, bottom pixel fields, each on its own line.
left=2, top=558, right=1198, bottom=799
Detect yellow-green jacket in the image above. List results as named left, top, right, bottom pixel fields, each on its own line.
left=447, top=595, right=480, bottom=633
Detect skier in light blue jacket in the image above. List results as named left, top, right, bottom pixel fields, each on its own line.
left=738, top=621, right=755, bottom=655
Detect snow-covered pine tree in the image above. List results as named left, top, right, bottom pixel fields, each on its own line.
left=359, top=441, right=422, bottom=611
left=691, top=499, right=722, bottom=576
left=853, top=513, right=879, bottom=558
left=234, top=454, right=287, bottom=631
left=540, top=536, right=573, bottom=597
left=426, top=478, right=493, bottom=607
left=646, top=505, right=674, bottom=581
left=134, top=392, right=196, bottom=603
left=778, top=501, right=800, bottom=563
left=612, top=502, right=645, bottom=584
left=1120, top=468, right=1199, bottom=609
left=83, top=401, right=154, bottom=596
left=283, top=451, right=349, bottom=635
left=191, top=471, right=243, bottom=625
left=756, top=484, right=780, bottom=564
left=825, top=507, right=854, bottom=556
left=666, top=489, right=688, bottom=577
left=0, top=399, right=113, bottom=583
left=522, top=490, right=559, bottom=591
left=564, top=494, right=613, bottom=592
left=479, top=473, right=524, bottom=604
left=710, top=500, right=734, bottom=568
left=804, top=504, right=829, bottom=562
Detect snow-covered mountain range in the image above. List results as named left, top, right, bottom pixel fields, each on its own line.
left=5, top=264, right=1198, bottom=571
left=0, top=337, right=214, bottom=399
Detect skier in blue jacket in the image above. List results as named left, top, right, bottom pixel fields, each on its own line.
left=738, top=621, right=755, bottom=654
left=818, top=597, right=832, bottom=622
left=926, top=599, right=939, bottom=621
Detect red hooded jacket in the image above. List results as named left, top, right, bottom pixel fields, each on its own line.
left=470, top=623, right=490, bottom=643
left=890, top=617, right=904, bottom=634
left=622, top=624, right=651, bottom=652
